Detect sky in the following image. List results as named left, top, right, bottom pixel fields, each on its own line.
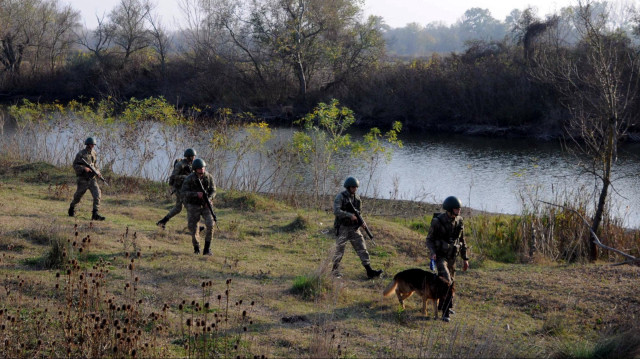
left=66, top=0, right=576, bottom=29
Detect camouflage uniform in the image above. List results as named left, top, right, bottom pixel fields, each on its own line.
left=426, top=212, right=469, bottom=283
left=70, top=148, right=101, bottom=214
left=332, top=190, right=372, bottom=268
left=181, top=171, right=216, bottom=252
left=160, top=158, right=193, bottom=223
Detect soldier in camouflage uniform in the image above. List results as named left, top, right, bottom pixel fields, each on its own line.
left=426, top=196, right=470, bottom=322
left=68, top=137, right=105, bottom=221
left=156, top=148, right=197, bottom=228
left=332, top=177, right=383, bottom=279
left=180, top=158, right=216, bottom=255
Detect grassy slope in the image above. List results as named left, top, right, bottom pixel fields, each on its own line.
left=0, top=160, right=638, bottom=358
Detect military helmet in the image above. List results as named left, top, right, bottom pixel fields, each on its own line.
left=343, top=176, right=359, bottom=188
left=442, top=196, right=462, bottom=211
left=192, top=158, right=206, bottom=169
left=85, top=137, right=96, bottom=145
left=184, top=148, right=196, bottom=157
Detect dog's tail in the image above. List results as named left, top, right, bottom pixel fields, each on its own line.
left=382, top=279, right=398, bottom=297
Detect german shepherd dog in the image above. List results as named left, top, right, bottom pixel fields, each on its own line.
left=383, top=268, right=454, bottom=319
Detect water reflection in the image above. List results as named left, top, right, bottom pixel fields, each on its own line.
left=352, top=132, right=640, bottom=228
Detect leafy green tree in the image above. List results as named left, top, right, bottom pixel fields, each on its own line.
left=293, top=99, right=403, bottom=204
left=292, top=99, right=354, bottom=202
left=351, top=121, right=403, bottom=196
left=459, top=7, right=506, bottom=42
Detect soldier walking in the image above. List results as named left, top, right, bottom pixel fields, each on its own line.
left=156, top=148, right=197, bottom=228
left=332, top=177, right=383, bottom=279
left=68, top=137, right=105, bottom=221
left=426, top=196, right=470, bottom=322
left=180, top=159, right=216, bottom=255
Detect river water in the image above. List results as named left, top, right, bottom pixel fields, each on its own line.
left=345, top=131, right=640, bottom=228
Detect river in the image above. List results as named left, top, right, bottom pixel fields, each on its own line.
left=345, top=131, right=640, bottom=228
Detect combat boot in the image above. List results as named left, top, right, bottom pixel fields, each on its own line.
left=364, top=264, right=383, bottom=279
left=156, top=216, right=169, bottom=229
left=442, top=303, right=452, bottom=322
left=441, top=288, right=454, bottom=321
left=68, top=205, right=75, bottom=217
left=331, top=262, right=342, bottom=278
left=91, top=211, right=105, bottom=221
left=202, top=241, right=212, bottom=256
left=193, top=243, right=200, bottom=254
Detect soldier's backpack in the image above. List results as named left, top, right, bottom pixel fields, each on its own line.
left=432, top=212, right=461, bottom=256
left=168, top=158, right=180, bottom=186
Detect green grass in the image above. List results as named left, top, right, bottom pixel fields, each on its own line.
left=291, top=273, right=331, bottom=300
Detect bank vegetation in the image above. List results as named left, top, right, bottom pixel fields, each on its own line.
left=2, top=0, right=640, bottom=139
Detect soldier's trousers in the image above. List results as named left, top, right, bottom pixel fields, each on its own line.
left=186, top=204, right=215, bottom=248
left=436, top=255, right=457, bottom=312
left=435, top=255, right=457, bottom=284
left=70, top=177, right=101, bottom=213
left=334, top=225, right=371, bottom=266
left=164, top=192, right=184, bottom=220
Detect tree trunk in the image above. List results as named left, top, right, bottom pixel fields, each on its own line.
left=295, top=56, right=307, bottom=99
left=590, top=121, right=615, bottom=261
left=590, top=180, right=608, bottom=261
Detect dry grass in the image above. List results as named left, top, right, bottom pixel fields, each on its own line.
left=0, top=160, right=639, bottom=357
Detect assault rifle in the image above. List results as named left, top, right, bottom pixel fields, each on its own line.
left=80, top=158, right=109, bottom=186
left=346, top=199, right=376, bottom=246
left=196, top=177, right=220, bottom=229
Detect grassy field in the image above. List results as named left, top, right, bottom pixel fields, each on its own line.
left=0, top=159, right=638, bottom=358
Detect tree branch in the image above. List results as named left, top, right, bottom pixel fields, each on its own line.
left=538, top=200, right=639, bottom=265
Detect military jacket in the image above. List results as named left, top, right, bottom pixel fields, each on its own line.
left=426, top=212, right=469, bottom=260
left=181, top=171, right=216, bottom=206
left=72, top=148, right=98, bottom=178
left=333, top=190, right=362, bottom=227
left=169, top=158, right=193, bottom=191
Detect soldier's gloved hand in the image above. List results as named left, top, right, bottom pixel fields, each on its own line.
left=84, top=167, right=92, bottom=173
left=350, top=214, right=357, bottom=222
left=197, top=192, right=204, bottom=199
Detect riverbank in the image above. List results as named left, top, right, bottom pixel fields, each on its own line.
left=0, top=159, right=638, bottom=357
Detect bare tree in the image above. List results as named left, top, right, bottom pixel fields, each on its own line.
left=1, top=0, right=79, bottom=81
left=527, top=0, right=640, bottom=261
left=541, top=201, right=640, bottom=266
left=183, top=0, right=385, bottom=101
left=147, top=12, right=172, bottom=84
left=246, top=0, right=383, bottom=99
left=0, top=0, right=38, bottom=77
left=108, top=0, right=153, bottom=61
left=46, top=3, right=80, bottom=73
left=179, top=0, right=233, bottom=68
left=76, top=14, right=113, bottom=62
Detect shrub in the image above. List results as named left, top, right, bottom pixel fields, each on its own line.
left=291, top=274, right=330, bottom=300
left=282, top=214, right=310, bottom=232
